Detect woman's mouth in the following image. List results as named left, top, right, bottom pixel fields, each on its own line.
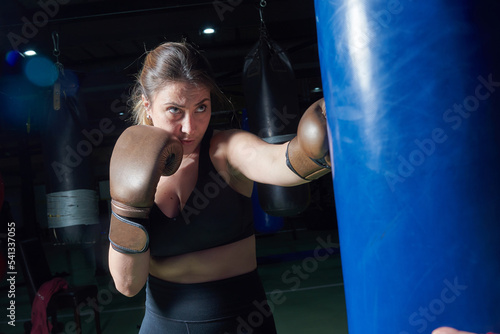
left=180, top=139, right=194, bottom=145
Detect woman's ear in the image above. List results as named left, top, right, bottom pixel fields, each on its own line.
left=141, top=94, right=150, bottom=111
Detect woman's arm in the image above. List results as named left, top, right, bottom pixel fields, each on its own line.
left=432, top=327, right=497, bottom=334
left=211, top=129, right=304, bottom=186
left=210, top=98, right=331, bottom=187
left=107, top=125, right=183, bottom=297
left=109, top=247, right=150, bottom=297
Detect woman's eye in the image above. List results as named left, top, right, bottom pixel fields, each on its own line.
left=167, top=107, right=181, bottom=114
left=196, top=104, right=207, bottom=113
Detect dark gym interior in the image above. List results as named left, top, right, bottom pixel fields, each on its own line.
left=0, top=1, right=345, bottom=333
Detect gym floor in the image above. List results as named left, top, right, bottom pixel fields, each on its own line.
left=0, top=223, right=348, bottom=334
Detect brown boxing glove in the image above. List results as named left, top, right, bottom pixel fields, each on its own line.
left=286, top=98, right=331, bottom=180
left=109, top=125, right=182, bottom=254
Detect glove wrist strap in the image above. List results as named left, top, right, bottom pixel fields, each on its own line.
left=109, top=211, right=150, bottom=254
left=286, top=139, right=331, bottom=181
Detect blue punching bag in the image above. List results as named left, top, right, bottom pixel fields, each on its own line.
left=315, top=1, right=500, bottom=333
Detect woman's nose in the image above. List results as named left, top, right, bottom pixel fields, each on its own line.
left=180, top=114, right=195, bottom=134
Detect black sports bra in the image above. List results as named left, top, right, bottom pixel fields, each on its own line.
left=149, top=128, right=255, bottom=258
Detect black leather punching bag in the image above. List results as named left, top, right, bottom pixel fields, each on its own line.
left=243, top=22, right=310, bottom=217
left=43, top=71, right=99, bottom=245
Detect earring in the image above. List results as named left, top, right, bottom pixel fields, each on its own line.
left=146, top=114, right=152, bottom=120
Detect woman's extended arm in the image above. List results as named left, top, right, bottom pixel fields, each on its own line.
left=210, top=98, right=331, bottom=187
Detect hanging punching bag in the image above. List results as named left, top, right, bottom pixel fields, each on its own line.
left=315, top=0, right=500, bottom=333
left=0, top=171, right=4, bottom=212
left=242, top=108, right=285, bottom=233
left=43, top=70, right=99, bottom=245
left=243, top=15, right=310, bottom=217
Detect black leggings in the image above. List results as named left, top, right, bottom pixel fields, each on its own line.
left=139, top=270, right=278, bottom=334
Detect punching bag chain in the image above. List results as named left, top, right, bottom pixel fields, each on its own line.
left=52, top=31, right=64, bottom=75
left=258, top=0, right=271, bottom=48
left=258, top=0, right=267, bottom=30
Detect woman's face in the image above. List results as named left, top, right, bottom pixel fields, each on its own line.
left=145, top=82, right=211, bottom=156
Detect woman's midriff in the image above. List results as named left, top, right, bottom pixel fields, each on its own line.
left=149, top=235, right=257, bottom=284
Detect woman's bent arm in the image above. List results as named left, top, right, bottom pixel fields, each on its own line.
left=109, top=245, right=150, bottom=297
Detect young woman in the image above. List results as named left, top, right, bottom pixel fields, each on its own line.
left=108, top=41, right=331, bottom=333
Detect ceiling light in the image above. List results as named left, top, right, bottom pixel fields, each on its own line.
left=24, top=50, right=37, bottom=56
left=203, top=28, right=215, bottom=34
